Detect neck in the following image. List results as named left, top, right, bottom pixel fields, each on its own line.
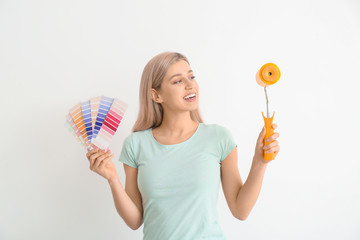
left=156, top=111, right=198, bottom=137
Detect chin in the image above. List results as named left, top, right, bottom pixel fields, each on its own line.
left=188, top=104, right=199, bottom=111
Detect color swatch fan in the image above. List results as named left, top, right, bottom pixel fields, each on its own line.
left=65, top=96, right=128, bottom=152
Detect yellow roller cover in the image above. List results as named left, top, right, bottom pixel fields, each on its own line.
left=256, top=63, right=281, bottom=87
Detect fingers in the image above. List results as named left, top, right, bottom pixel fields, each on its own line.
left=259, top=126, right=266, bottom=137
left=274, top=147, right=280, bottom=157
left=264, top=145, right=280, bottom=154
left=264, top=123, right=278, bottom=142
left=263, top=140, right=279, bottom=152
left=94, top=151, right=113, bottom=169
left=260, top=123, right=278, bottom=135
left=89, top=150, right=104, bottom=165
left=98, top=153, right=114, bottom=169
left=88, top=149, right=106, bottom=168
left=260, top=123, right=280, bottom=153
left=273, top=146, right=280, bottom=156
left=261, top=123, right=278, bottom=131
left=86, top=147, right=99, bottom=159
left=265, top=132, right=280, bottom=143
left=88, top=150, right=114, bottom=171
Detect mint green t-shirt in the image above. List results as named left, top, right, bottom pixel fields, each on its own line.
left=118, top=122, right=237, bottom=240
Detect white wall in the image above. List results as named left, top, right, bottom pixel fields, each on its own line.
left=1, top=0, right=359, bottom=239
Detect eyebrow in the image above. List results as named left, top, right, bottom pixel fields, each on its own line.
left=168, top=70, right=193, bottom=81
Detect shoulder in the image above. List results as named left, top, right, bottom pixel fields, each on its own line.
left=123, top=128, right=150, bottom=145
left=212, top=123, right=234, bottom=141
left=198, top=123, right=234, bottom=143
left=201, top=122, right=230, bottom=134
left=131, top=128, right=149, bottom=138
left=216, top=124, right=232, bottom=134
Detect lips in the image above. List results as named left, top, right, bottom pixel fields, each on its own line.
left=184, top=93, right=197, bottom=103
left=183, top=92, right=196, bottom=99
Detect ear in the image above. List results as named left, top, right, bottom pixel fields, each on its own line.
left=151, top=88, right=163, bottom=103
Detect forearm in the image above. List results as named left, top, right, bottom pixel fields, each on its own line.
left=108, top=177, right=143, bottom=230
left=235, top=157, right=268, bottom=220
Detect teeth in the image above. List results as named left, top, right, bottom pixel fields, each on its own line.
left=184, top=93, right=196, bottom=99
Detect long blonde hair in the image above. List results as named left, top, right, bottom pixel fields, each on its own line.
left=132, top=51, right=204, bottom=132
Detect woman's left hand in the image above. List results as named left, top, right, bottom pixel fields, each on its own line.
left=253, top=123, right=280, bottom=163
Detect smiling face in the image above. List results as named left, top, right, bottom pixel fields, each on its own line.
left=151, top=60, right=199, bottom=112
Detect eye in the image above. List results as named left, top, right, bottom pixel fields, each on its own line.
left=174, top=76, right=196, bottom=84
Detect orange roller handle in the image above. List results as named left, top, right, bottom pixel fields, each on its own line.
left=262, top=111, right=275, bottom=161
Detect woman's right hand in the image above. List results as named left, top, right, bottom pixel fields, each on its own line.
left=86, top=147, right=118, bottom=181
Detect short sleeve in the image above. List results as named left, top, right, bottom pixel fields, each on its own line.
left=118, top=134, right=138, bottom=168
left=217, top=125, right=237, bottom=162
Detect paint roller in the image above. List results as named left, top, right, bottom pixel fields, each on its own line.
left=256, top=63, right=280, bottom=161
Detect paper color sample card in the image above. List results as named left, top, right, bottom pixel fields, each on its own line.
left=90, top=97, right=101, bottom=132
left=91, top=98, right=128, bottom=150
left=93, top=96, right=114, bottom=141
left=65, top=114, right=85, bottom=147
left=65, top=96, right=127, bottom=151
left=81, top=100, right=93, bottom=144
left=69, top=103, right=90, bottom=148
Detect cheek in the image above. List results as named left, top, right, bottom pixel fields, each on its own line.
left=166, top=91, right=183, bottom=103
left=194, top=81, right=199, bottom=89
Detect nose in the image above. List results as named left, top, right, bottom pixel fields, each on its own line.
left=185, top=78, right=196, bottom=89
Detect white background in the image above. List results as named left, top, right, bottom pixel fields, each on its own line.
left=1, top=0, right=359, bottom=239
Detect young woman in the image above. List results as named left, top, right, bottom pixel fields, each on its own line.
left=86, top=52, right=280, bottom=239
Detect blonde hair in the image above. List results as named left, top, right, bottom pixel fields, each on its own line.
left=132, top=51, right=204, bottom=132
